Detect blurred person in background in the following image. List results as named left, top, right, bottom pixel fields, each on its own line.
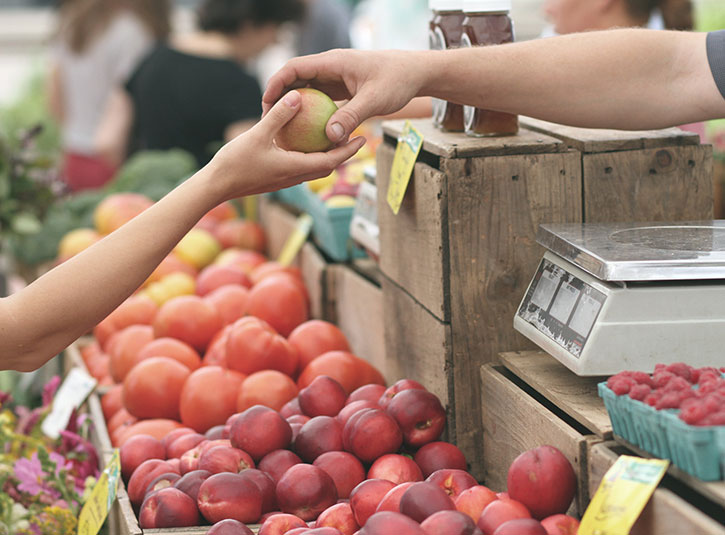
left=48, top=0, right=170, bottom=191
left=96, top=0, right=305, bottom=169
left=296, top=0, right=352, bottom=56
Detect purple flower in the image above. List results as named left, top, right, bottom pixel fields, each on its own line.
left=58, top=430, right=100, bottom=482
left=42, top=376, right=61, bottom=406
left=13, top=454, right=60, bottom=500
left=0, top=390, right=11, bottom=407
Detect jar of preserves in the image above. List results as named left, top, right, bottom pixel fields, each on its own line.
left=429, top=0, right=465, bottom=132
left=461, top=0, right=519, bottom=136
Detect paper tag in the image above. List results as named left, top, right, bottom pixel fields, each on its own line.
left=387, top=121, right=423, bottom=215
left=77, top=449, right=121, bottom=535
left=41, top=367, right=97, bottom=439
left=579, top=455, right=669, bottom=535
left=243, top=195, right=257, bottom=222
left=350, top=181, right=380, bottom=256
left=277, top=213, right=313, bottom=267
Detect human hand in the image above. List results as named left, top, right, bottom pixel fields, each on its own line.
left=263, top=49, right=427, bottom=145
left=207, top=90, right=366, bottom=201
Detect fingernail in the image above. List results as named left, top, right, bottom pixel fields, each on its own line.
left=283, top=91, right=300, bottom=107
left=330, top=122, right=344, bottom=141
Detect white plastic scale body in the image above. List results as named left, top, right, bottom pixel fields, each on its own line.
left=513, top=221, right=725, bottom=376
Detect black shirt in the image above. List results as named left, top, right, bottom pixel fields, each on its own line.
left=125, top=44, right=262, bottom=167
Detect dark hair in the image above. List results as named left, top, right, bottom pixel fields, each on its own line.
left=624, top=0, right=693, bottom=30
left=197, top=0, right=306, bottom=34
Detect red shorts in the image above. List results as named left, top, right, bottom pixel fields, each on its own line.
left=62, top=152, right=117, bottom=192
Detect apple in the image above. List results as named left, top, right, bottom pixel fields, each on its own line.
left=287, top=414, right=311, bottom=426
left=386, top=389, right=446, bottom=447
left=477, top=499, right=531, bottom=535
left=399, top=482, right=456, bottom=522
left=174, top=469, right=211, bottom=502
left=375, top=482, right=415, bottom=513
left=275, top=88, right=338, bottom=153
left=139, top=487, right=199, bottom=528
left=367, top=454, right=423, bottom=485
left=199, top=439, right=233, bottom=456
left=127, top=459, right=179, bottom=507
left=198, top=445, right=254, bottom=474
left=295, top=416, right=344, bottom=462
left=299, top=375, right=347, bottom=417
left=280, top=398, right=304, bottom=418
left=206, top=425, right=227, bottom=440
left=145, top=472, right=181, bottom=496
left=346, top=384, right=386, bottom=405
left=230, top=405, right=292, bottom=461
left=378, top=379, right=426, bottom=409
left=349, top=479, right=395, bottom=526
left=307, top=528, right=344, bottom=535
left=161, top=427, right=196, bottom=451
left=507, top=446, right=576, bottom=520
left=276, top=463, right=338, bottom=521
left=198, top=472, right=262, bottom=524
left=359, top=511, right=426, bottom=535
left=414, top=442, right=467, bottom=478
left=258, top=513, right=308, bottom=535
left=492, top=519, right=547, bottom=535
left=207, top=518, right=255, bottom=535
left=179, top=445, right=205, bottom=474
left=342, top=409, right=402, bottom=463
left=238, top=468, right=277, bottom=513
left=120, top=434, right=165, bottom=481
left=167, top=433, right=207, bottom=459
left=455, top=485, right=497, bottom=522
left=259, top=449, right=303, bottom=484
left=313, top=451, right=366, bottom=499
left=420, top=510, right=482, bottom=535
left=336, top=400, right=379, bottom=427
left=540, top=514, right=580, bottom=535
left=316, top=502, right=359, bottom=535
left=426, top=469, right=477, bottom=499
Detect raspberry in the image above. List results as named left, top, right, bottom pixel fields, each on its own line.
left=696, top=411, right=725, bottom=426
left=698, top=371, right=721, bottom=386
left=654, top=363, right=667, bottom=373
left=655, top=392, right=684, bottom=410
left=665, top=362, right=693, bottom=382
left=703, top=394, right=724, bottom=413
left=628, top=384, right=651, bottom=401
left=630, top=371, right=655, bottom=387
left=644, top=393, right=661, bottom=407
left=699, top=380, right=721, bottom=394
left=680, top=402, right=708, bottom=425
left=653, top=371, right=676, bottom=389
left=610, top=378, right=635, bottom=395
left=693, top=367, right=719, bottom=384
left=662, top=376, right=691, bottom=393
left=607, top=372, right=633, bottom=390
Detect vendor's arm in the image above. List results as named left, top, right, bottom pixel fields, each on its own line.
left=0, top=91, right=365, bottom=372
left=264, top=29, right=725, bottom=143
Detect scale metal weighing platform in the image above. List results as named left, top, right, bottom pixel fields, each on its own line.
left=514, top=221, right=725, bottom=376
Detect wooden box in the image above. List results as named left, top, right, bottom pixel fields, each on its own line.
left=376, top=119, right=713, bottom=478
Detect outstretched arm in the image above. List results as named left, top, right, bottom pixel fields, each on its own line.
left=263, top=29, right=725, bottom=144
left=0, top=91, right=365, bottom=372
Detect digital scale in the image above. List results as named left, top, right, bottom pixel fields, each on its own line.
left=514, top=221, right=725, bottom=376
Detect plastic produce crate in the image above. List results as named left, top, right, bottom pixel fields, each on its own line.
left=303, top=187, right=366, bottom=262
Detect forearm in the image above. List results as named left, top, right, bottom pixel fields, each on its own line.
left=421, top=29, right=723, bottom=129
left=0, top=167, right=224, bottom=371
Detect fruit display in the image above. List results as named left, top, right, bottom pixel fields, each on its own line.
left=600, top=363, right=725, bottom=480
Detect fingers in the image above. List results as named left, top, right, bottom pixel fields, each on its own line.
left=256, top=90, right=302, bottom=137
left=325, top=89, right=379, bottom=144
left=291, top=135, right=367, bottom=176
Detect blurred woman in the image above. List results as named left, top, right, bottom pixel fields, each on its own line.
left=48, top=0, right=170, bottom=191
left=96, top=0, right=305, bottom=169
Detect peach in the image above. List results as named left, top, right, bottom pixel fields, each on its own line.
left=426, top=469, right=477, bottom=499
left=299, top=375, right=347, bottom=417
left=287, top=414, right=311, bottom=426
left=275, top=88, right=338, bottom=153
left=207, top=518, right=254, bottom=535
left=359, top=511, right=426, bottom=535
left=399, top=482, right=456, bottom=523
left=180, top=445, right=205, bottom=474
left=386, top=389, right=446, bottom=447
left=198, top=472, right=262, bottom=524
left=139, top=487, right=199, bottom=528
left=540, top=514, right=580, bottom=535
left=280, top=397, right=304, bottom=418
left=127, top=459, right=179, bottom=507
left=349, top=479, right=395, bottom=526
left=378, top=379, right=426, bottom=409
left=420, top=510, right=482, bottom=535
left=259, top=449, right=303, bottom=484
left=166, top=458, right=181, bottom=473
left=230, top=405, right=292, bottom=461
left=167, top=433, right=207, bottom=459
left=120, top=434, right=165, bottom=481
left=258, top=513, right=307, bottom=535
left=307, top=527, right=344, bottom=535
left=346, top=384, right=386, bottom=405
left=295, top=416, right=344, bottom=462
left=455, top=485, right=498, bottom=522
left=238, top=468, right=277, bottom=513
left=492, top=519, right=547, bottom=535
left=206, top=425, right=227, bottom=440
left=316, top=502, right=359, bottom=535
left=198, top=445, right=254, bottom=474
left=368, top=454, right=423, bottom=485
left=336, top=400, right=378, bottom=427
left=162, top=427, right=196, bottom=450
left=415, top=442, right=467, bottom=478
left=145, top=472, right=181, bottom=496
left=276, top=464, right=338, bottom=521
left=199, top=439, right=233, bottom=456
left=342, top=409, right=402, bottom=463
left=174, top=469, right=211, bottom=502
left=312, top=452, right=365, bottom=500
left=375, top=482, right=415, bottom=514
left=477, top=499, right=531, bottom=535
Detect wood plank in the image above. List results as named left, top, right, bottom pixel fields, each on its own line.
left=258, top=196, right=301, bottom=261
left=382, top=275, right=452, bottom=426
left=88, top=392, right=113, bottom=454
left=480, top=364, right=592, bottom=515
left=498, top=350, right=612, bottom=439
left=521, top=117, right=700, bottom=153
left=377, top=143, right=448, bottom=320
left=331, top=265, right=387, bottom=379
left=447, top=150, right=582, bottom=480
left=299, top=242, right=329, bottom=320
left=382, top=119, right=567, bottom=159
left=583, top=145, right=713, bottom=222
left=588, top=442, right=725, bottom=535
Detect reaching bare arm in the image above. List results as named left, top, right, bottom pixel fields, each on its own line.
left=263, top=29, right=725, bottom=143
left=0, top=91, right=365, bottom=372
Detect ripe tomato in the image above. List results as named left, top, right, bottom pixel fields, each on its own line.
left=287, top=320, right=351, bottom=374
left=179, top=366, right=246, bottom=433
left=297, top=350, right=386, bottom=394
left=101, top=384, right=124, bottom=421
left=212, top=219, right=266, bottom=252
left=144, top=253, right=198, bottom=287
left=237, top=370, right=299, bottom=412
left=116, top=419, right=184, bottom=447
left=107, top=408, right=137, bottom=434
left=93, top=295, right=158, bottom=347
left=204, top=284, right=249, bottom=325
left=246, top=274, right=308, bottom=337
left=249, top=262, right=303, bottom=286
left=195, top=264, right=252, bottom=296
left=153, top=295, right=223, bottom=352
left=108, top=325, right=155, bottom=383
left=202, top=325, right=231, bottom=367
left=214, top=248, right=268, bottom=275
left=123, top=357, right=191, bottom=420
left=225, top=317, right=298, bottom=376
left=136, top=337, right=201, bottom=371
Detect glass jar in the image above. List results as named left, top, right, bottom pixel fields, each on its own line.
left=429, top=0, right=465, bottom=132
left=461, top=0, right=519, bottom=136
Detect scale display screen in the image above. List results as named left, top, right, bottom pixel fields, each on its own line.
left=517, top=258, right=607, bottom=357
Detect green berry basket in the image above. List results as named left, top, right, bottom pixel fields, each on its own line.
left=302, top=187, right=366, bottom=262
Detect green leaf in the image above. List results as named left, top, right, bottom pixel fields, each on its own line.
left=11, top=212, right=42, bottom=235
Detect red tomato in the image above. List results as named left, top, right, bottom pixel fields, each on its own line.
left=297, top=350, right=386, bottom=395
left=123, top=357, right=191, bottom=420
left=237, top=370, right=299, bottom=412
left=195, top=264, right=252, bottom=296
left=246, top=274, right=308, bottom=337
left=179, top=366, right=246, bottom=433
left=108, top=325, right=155, bottom=383
left=153, top=295, right=223, bottom=352
left=204, top=284, right=249, bottom=325
left=287, top=320, right=351, bottom=374
left=101, top=384, right=124, bottom=421
left=116, top=419, right=184, bottom=447
left=225, top=317, right=298, bottom=376
left=136, top=337, right=201, bottom=371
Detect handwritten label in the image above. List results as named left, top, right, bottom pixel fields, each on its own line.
left=277, top=213, right=313, bottom=267
left=77, top=449, right=121, bottom=535
left=387, top=121, right=423, bottom=215
left=579, top=455, right=669, bottom=535
left=42, top=367, right=96, bottom=439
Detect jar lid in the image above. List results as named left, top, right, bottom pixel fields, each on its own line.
left=463, top=0, right=511, bottom=12
left=429, top=0, right=464, bottom=11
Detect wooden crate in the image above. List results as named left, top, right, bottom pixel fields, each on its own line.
left=376, top=118, right=713, bottom=479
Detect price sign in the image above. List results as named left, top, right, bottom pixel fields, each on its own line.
left=41, top=367, right=96, bottom=439
left=277, top=213, right=313, bottom=267
left=77, top=449, right=121, bottom=535
left=387, top=121, right=423, bottom=215
left=579, top=455, right=669, bottom=535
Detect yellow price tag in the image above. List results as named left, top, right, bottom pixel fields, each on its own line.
left=77, top=449, right=121, bottom=535
left=243, top=195, right=258, bottom=222
left=579, top=455, right=669, bottom=535
left=387, top=121, right=424, bottom=215
left=277, top=213, right=313, bottom=267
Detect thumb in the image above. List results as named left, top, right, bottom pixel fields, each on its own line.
left=258, top=90, right=302, bottom=137
left=326, top=89, right=377, bottom=144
